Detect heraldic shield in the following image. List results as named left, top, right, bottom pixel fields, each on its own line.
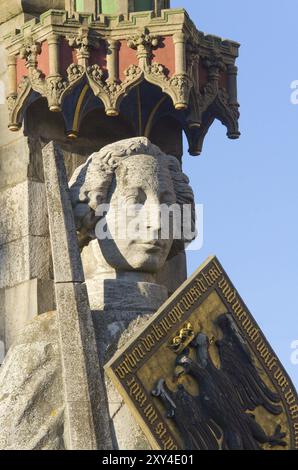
left=105, top=256, right=298, bottom=450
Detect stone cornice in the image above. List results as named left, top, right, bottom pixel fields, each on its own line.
left=4, top=9, right=239, bottom=59
left=3, top=7, right=241, bottom=155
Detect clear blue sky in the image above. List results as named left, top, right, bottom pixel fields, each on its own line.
left=172, top=0, right=298, bottom=389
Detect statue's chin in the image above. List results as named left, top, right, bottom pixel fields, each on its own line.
left=107, top=252, right=168, bottom=275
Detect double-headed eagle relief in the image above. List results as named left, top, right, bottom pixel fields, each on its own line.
left=106, top=257, right=298, bottom=450
left=152, top=315, right=286, bottom=450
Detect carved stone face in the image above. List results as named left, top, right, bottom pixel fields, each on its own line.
left=70, top=137, right=195, bottom=278
left=98, top=154, right=176, bottom=273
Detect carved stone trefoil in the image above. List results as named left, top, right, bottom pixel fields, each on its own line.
left=127, top=27, right=161, bottom=71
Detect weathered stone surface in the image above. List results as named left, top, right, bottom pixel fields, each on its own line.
left=0, top=137, right=31, bottom=190
left=0, top=235, right=52, bottom=289
left=42, top=141, right=112, bottom=449
left=0, top=235, right=51, bottom=289
left=88, top=279, right=168, bottom=315
left=4, top=279, right=55, bottom=349
left=37, top=279, right=56, bottom=315
left=90, top=280, right=168, bottom=451
left=0, top=311, right=64, bottom=450
left=0, top=340, right=4, bottom=364
left=156, top=251, right=187, bottom=296
left=0, top=180, right=48, bottom=245
left=0, top=298, right=113, bottom=450
left=109, top=387, right=150, bottom=450
left=55, top=281, right=113, bottom=450
left=89, top=280, right=168, bottom=361
left=0, top=1, right=64, bottom=25
left=0, top=287, right=4, bottom=342
left=82, top=239, right=187, bottom=297
left=42, top=142, right=84, bottom=284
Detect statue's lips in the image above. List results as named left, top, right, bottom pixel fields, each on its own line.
left=137, top=241, right=167, bottom=252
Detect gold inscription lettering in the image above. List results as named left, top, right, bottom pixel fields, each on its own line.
left=144, top=404, right=158, bottom=425
left=115, top=361, right=131, bottom=379
left=285, top=389, right=297, bottom=406
left=290, top=405, right=298, bottom=420
left=274, top=368, right=289, bottom=391
left=195, top=277, right=208, bottom=292
left=126, top=377, right=147, bottom=407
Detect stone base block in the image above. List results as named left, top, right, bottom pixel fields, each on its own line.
left=0, top=236, right=52, bottom=289
left=4, top=278, right=55, bottom=349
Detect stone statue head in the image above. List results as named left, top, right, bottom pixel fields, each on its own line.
left=69, top=137, right=195, bottom=274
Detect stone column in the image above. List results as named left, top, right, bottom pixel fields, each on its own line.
left=48, top=35, right=60, bottom=76
left=6, top=55, right=17, bottom=97
left=65, top=0, right=75, bottom=15
left=6, top=54, right=18, bottom=131
left=82, top=0, right=98, bottom=15
left=47, top=34, right=62, bottom=112
left=173, top=32, right=186, bottom=76
left=106, top=39, right=119, bottom=83
left=227, top=64, right=238, bottom=105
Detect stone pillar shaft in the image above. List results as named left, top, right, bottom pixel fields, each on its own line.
left=107, top=39, right=119, bottom=82
left=65, top=0, right=75, bottom=15
left=173, top=32, right=186, bottom=75
left=7, top=55, right=17, bottom=96
left=227, top=64, right=238, bottom=105
left=48, top=34, right=60, bottom=76
left=42, top=142, right=113, bottom=450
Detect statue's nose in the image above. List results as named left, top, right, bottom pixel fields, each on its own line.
left=145, top=199, right=162, bottom=233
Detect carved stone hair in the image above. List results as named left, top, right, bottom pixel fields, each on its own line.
left=69, top=137, right=196, bottom=257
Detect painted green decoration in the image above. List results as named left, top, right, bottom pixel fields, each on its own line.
left=134, top=0, right=154, bottom=11
left=75, top=1, right=158, bottom=15
left=75, top=0, right=85, bottom=12
left=101, top=0, right=118, bottom=14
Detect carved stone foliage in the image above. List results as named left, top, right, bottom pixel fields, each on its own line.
left=19, top=39, right=42, bottom=67
left=66, top=28, right=101, bottom=66
left=87, top=64, right=143, bottom=116
left=127, top=27, right=161, bottom=70
left=185, top=52, right=240, bottom=154
left=29, top=68, right=46, bottom=96
left=46, top=76, right=68, bottom=111
left=187, top=84, right=240, bottom=156
left=5, top=9, right=240, bottom=151
left=143, top=64, right=191, bottom=111
left=124, top=27, right=192, bottom=111
left=67, top=29, right=90, bottom=55
left=8, top=37, right=193, bottom=124
left=7, top=77, right=32, bottom=130
left=214, top=88, right=240, bottom=138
